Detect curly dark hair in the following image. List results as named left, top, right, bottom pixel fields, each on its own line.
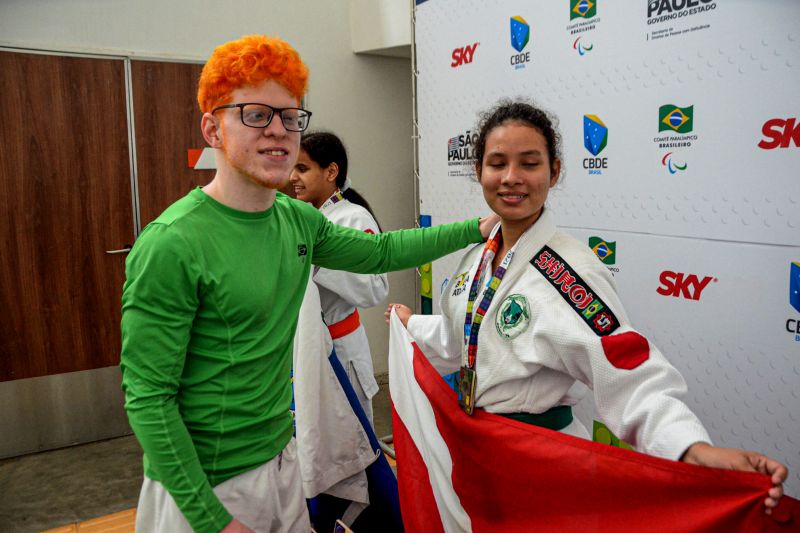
left=473, top=99, right=562, bottom=174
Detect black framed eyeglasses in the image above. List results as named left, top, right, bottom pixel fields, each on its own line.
left=211, top=103, right=312, bottom=132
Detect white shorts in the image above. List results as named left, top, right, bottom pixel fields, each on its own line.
left=135, top=438, right=311, bottom=533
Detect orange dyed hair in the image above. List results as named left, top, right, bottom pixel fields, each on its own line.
left=197, top=35, right=308, bottom=113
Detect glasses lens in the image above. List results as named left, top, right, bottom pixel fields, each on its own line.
left=281, top=109, right=311, bottom=132
left=241, top=104, right=273, bottom=127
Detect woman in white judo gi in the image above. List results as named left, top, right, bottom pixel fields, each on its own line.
left=291, top=131, right=388, bottom=425
left=387, top=100, right=786, bottom=511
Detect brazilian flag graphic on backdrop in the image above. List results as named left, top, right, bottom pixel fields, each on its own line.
left=571, top=0, right=596, bottom=19
left=589, top=236, right=616, bottom=265
left=659, top=104, right=694, bottom=133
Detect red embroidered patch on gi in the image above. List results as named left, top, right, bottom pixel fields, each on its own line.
left=601, top=331, right=649, bottom=370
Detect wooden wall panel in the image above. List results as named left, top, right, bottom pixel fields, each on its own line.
left=132, top=60, right=214, bottom=226
left=0, top=51, right=134, bottom=381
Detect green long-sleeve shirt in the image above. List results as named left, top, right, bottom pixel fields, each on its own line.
left=120, top=188, right=481, bottom=532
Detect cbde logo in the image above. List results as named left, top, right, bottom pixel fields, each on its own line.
left=657, top=271, right=716, bottom=301
left=451, top=42, right=479, bottom=68
left=583, top=114, right=608, bottom=174
left=758, top=118, right=800, bottom=149
left=787, top=262, right=800, bottom=341
left=571, top=0, right=596, bottom=19
left=509, top=16, right=532, bottom=70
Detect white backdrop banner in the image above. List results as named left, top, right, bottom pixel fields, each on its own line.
left=415, top=0, right=800, bottom=496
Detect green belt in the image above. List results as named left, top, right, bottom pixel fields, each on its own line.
left=499, top=405, right=573, bottom=431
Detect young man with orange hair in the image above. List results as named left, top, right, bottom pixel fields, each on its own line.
left=120, top=35, right=495, bottom=532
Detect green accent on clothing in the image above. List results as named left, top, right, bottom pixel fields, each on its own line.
left=120, top=188, right=482, bottom=533
left=500, top=405, right=574, bottom=431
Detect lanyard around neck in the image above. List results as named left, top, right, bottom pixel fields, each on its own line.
left=320, top=190, right=344, bottom=211
left=463, top=227, right=516, bottom=369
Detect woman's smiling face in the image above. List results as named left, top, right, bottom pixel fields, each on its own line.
left=478, top=121, right=560, bottom=233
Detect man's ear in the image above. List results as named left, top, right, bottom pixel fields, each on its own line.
left=325, top=162, right=339, bottom=184
left=201, top=113, right=224, bottom=148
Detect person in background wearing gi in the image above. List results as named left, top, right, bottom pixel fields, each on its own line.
left=387, top=99, right=786, bottom=514
left=291, top=131, right=387, bottom=426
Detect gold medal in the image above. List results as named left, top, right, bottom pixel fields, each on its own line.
left=458, top=365, right=477, bottom=415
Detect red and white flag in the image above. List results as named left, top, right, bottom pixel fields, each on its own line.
left=388, top=311, right=796, bottom=532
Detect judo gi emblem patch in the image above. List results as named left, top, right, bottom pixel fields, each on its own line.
left=496, top=294, right=530, bottom=339
left=451, top=272, right=470, bottom=296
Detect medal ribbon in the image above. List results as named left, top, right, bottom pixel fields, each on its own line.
left=320, top=190, right=344, bottom=211
left=463, top=227, right=515, bottom=369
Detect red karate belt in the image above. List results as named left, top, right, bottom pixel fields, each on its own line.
left=328, top=309, right=360, bottom=340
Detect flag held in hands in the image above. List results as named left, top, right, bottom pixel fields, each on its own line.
left=387, top=311, right=797, bottom=532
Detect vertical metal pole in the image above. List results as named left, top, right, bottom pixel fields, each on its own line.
left=410, top=0, right=423, bottom=314
left=123, top=58, right=142, bottom=236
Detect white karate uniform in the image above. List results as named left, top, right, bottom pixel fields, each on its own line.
left=293, top=279, right=378, bottom=525
left=314, top=195, right=388, bottom=424
left=407, top=210, right=711, bottom=460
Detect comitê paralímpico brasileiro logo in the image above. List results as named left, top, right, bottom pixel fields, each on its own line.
left=589, top=236, right=616, bottom=265
left=573, top=36, right=594, bottom=56
left=659, top=104, right=693, bottom=133
left=571, top=0, right=596, bottom=20
left=661, top=151, right=687, bottom=174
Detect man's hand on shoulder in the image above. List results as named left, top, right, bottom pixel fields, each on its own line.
left=478, top=213, right=500, bottom=240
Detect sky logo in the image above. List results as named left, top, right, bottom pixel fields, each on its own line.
left=657, top=271, right=716, bottom=301
left=759, top=118, right=800, bottom=149
left=571, top=0, right=596, bottom=19
left=659, top=104, right=694, bottom=133
left=510, top=16, right=530, bottom=53
left=661, top=151, right=687, bottom=174
left=573, top=36, right=594, bottom=56
left=451, top=42, right=479, bottom=68
left=584, top=114, right=608, bottom=156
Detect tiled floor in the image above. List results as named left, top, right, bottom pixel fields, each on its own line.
left=0, top=383, right=394, bottom=533
left=0, top=435, right=143, bottom=533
